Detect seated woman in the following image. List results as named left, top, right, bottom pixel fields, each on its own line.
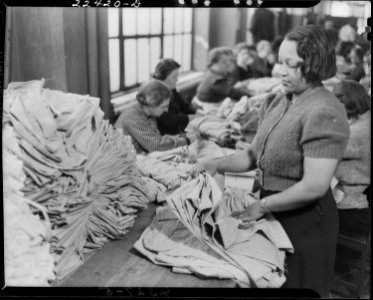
left=345, top=43, right=367, bottom=82
left=335, top=41, right=355, bottom=80
left=115, top=79, right=196, bottom=153
left=359, top=50, right=371, bottom=96
left=333, top=80, right=371, bottom=234
left=196, top=47, right=250, bottom=109
left=152, top=58, right=199, bottom=135
left=256, top=40, right=275, bottom=77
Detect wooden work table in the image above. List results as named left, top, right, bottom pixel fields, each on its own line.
left=58, top=202, right=237, bottom=288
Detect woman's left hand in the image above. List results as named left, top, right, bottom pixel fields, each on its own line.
left=231, top=201, right=266, bottom=223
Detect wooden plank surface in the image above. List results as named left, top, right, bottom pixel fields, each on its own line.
left=58, top=203, right=237, bottom=288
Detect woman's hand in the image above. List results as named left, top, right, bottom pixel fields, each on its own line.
left=192, top=158, right=218, bottom=177
left=186, top=131, right=199, bottom=144
left=231, top=201, right=266, bottom=223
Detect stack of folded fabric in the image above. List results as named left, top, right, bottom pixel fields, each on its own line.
left=185, top=116, right=243, bottom=148
left=136, top=155, right=193, bottom=191
left=148, top=140, right=234, bottom=165
left=246, top=77, right=282, bottom=96
left=3, top=125, right=55, bottom=286
left=4, top=79, right=150, bottom=280
left=135, top=173, right=294, bottom=288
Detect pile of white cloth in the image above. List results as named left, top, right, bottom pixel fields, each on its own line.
left=3, top=125, right=55, bottom=286
left=4, top=79, right=152, bottom=280
left=135, top=173, right=294, bottom=288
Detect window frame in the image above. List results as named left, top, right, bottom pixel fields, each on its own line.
left=108, top=8, right=195, bottom=98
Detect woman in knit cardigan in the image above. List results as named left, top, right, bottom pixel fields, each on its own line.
left=194, top=25, right=350, bottom=297
left=333, top=80, right=370, bottom=234
left=115, top=80, right=197, bottom=153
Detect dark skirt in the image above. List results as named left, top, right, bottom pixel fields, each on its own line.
left=261, top=189, right=338, bottom=298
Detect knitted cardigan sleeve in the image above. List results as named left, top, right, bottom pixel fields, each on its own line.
left=300, top=106, right=350, bottom=159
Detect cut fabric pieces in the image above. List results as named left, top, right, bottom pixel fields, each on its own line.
left=3, top=125, right=55, bottom=286
left=165, top=173, right=293, bottom=288
left=185, top=116, right=243, bottom=148
left=4, top=79, right=151, bottom=281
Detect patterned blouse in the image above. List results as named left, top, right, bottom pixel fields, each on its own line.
left=115, top=102, right=188, bottom=153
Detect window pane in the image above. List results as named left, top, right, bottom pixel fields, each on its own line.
left=174, top=34, right=183, bottom=66
left=150, top=37, right=161, bottom=74
left=150, top=8, right=162, bottom=34
left=183, top=8, right=193, bottom=33
left=163, top=35, right=174, bottom=59
left=122, top=8, right=136, bottom=36
left=108, top=8, right=119, bottom=37
left=174, top=8, right=184, bottom=34
left=109, top=39, right=120, bottom=92
left=164, top=8, right=174, bottom=34
left=137, top=8, right=150, bottom=35
left=124, top=39, right=137, bottom=86
left=182, top=34, right=192, bottom=72
left=138, top=38, right=150, bottom=83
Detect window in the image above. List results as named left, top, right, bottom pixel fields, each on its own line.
left=108, top=8, right=194, bottom=94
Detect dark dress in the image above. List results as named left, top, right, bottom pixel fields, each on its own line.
left=261, top=189, right=338, bottom=298
left=157, top=89, right=196, bottom=135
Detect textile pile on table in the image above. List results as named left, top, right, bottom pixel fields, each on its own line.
left=135, top=173, right=294, bottom=287
left=3, top=79, right=151, bottom=280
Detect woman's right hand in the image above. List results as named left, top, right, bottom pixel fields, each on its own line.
left=193, top=159, right=218, bottom=177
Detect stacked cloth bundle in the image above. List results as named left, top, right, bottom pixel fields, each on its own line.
left=148, top=140, right=235, bottom=165
left=134, top=173, right=294, bottom=288
left=136, top=155, right=194, bottom=193
left=245, top=77, right=282, bottom=96
left=3, top=125, right=55, bottom=286
left=185, top=116, right=243, bottom=148
left=216, top=93, right=279, bottom=133
left=3, top=79, right=151, bottom=280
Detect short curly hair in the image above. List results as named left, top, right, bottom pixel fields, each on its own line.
left=207, top=47, right=234, bottom=67
left=286, top=25, right=336, bottom=85
left=136, top=79, right=171, bottom=107
left=335, top=80, right=370, bottom=119
left=152, top=58, right=180, bottom=81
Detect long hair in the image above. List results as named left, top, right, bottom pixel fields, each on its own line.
left=286, top=25, right=336, bottom=85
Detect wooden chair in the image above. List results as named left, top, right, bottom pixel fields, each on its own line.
left=334, top=185, right=371, bottom=298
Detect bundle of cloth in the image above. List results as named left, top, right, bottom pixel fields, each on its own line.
left=148, top=140, right=235, bottom=164
left=4, top=79, right=153, bottom=280
left=3, top=125, right=56, bottom=286
left=216, top=93, right=278, bottom=133
left=185, top=116, right=243, bottom=148
left=134, top=173, right=294, bottom=288
left=245, top=77, right=282, bottom=96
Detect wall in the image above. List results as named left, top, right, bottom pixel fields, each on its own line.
left=209, top=8, right=240, bottom=49
left=7, top=7, right=114, bottom=121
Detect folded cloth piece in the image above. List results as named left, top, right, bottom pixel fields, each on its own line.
left=166, top=173, right=293, bottom=288
left=185, top=116, right=243, bottom=148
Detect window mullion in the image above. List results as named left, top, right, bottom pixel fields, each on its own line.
left=119, top=9, right=125, bottom=91
left=161, top=8, right=164, bottom=58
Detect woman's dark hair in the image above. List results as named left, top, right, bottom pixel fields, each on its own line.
left=152, top=58, right=180, bottom=81
left=207, top=47, right=234, bottom=67
left=335, top=41, right=354, bottom=62
left=136, top=79, right=171, bottom=107
left=233, top=42, right=251, bottom=57
left=285, top=25, right=336, bottom=84
left=350, top=44, right=366, bottom=63
left=271, top=36, right=284, bottom=55
left=335, top=80, right=370, bottom=119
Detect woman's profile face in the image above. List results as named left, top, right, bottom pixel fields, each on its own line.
left=149, top=98, right=170, bottom=117
left=237, top=49, right=253, bottom=66
left=278, top=39, right=309, bottom=94
left=164, top=69, right=179, bottom=89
